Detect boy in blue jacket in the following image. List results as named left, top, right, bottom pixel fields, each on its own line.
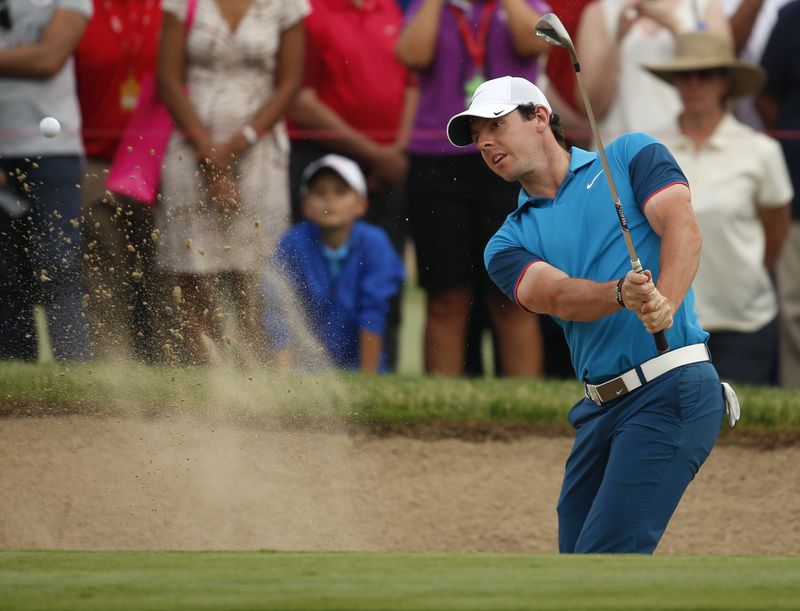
left=266, top=154, right=405, bottom=372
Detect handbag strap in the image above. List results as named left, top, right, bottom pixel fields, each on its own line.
left=186, top=0, right=198, bottom=31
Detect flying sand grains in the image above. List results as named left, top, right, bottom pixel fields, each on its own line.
left=172, top=286, right=182, bottom=303
left=185, top=239, right=192, bottom=250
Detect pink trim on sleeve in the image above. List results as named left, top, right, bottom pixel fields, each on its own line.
left=641, top=181, right=689, bottom=210
left=514, top=260, right=542, bottom=313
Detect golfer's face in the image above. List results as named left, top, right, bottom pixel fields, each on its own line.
left=470, top=110, right=537, bottom=182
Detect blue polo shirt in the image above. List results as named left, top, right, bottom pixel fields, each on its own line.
left=484, top=132, right=708, bottom=383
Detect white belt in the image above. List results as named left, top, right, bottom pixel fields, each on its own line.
left=584, top=343, right=710, bottom=405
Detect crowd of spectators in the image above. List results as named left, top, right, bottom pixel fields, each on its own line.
left=0, top=0, right=798, bottom=385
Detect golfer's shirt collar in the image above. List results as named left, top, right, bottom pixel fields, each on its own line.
left=514, top=147, right=597, bottom=212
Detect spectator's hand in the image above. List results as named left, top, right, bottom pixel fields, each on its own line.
left=207, top=167, right=240, bottom=213
left=616, top=0, right=641, bottom=41
left=367, top=144, right=409, bottom=191
left=636, top=0, right=681, bottom=35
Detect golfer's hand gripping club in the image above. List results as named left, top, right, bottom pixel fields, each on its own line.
left=535, top=12, right=670, bottom=354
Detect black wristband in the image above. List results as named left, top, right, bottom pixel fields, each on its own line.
left=615, top=278, right=626, bottom=308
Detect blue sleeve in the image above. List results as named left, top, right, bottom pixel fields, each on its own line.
left=262, top=233, right=301, bottom=352
left=627, top=139, right=688, bottom=208
left=358, top=228, right=405, bottom=335
left=484, top=223, right=540, bottom=304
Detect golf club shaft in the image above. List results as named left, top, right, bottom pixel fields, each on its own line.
left=573, top=67, right=670, bottom=354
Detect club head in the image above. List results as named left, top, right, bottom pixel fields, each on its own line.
left=535, top=13, right=577, bottom=62
left=0, top=187, right=30, bottom=218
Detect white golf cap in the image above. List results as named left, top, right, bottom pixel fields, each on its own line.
left=300, top=154, right=368, bottom=197
left=446, top=76, right=552, bottom=147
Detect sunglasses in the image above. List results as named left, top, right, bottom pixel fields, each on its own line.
left=672, top=69, right=728, bottom=81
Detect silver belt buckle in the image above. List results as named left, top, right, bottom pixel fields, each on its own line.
left=586, top=383, right=602, bottom=405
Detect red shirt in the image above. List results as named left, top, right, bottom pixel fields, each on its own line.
left=544, top=0, right=592, bottom=113
left=75, top=0, right=163, bottom=160
left=291, top=0, right=411, bottom=144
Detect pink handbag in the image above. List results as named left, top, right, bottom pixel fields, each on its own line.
left=106, top=0, right=198, bottom=206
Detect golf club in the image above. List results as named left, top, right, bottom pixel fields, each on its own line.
left=535, top=12, right=670, bottom=354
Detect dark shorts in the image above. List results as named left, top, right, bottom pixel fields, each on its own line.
left=707, top=316, right=778, bottom=385
left=407, top=153, right=520, bottom=293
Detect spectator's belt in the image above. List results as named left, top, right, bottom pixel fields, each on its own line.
left=584, top=343, right=710, bottom=405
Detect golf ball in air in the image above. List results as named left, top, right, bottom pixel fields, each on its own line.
left=39, top=117, right=61, bottom=138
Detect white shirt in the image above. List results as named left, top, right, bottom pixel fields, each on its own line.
left=661, top=113, right=794, bottom=331
left=599, top=0, right=713, bottom=138
left=0, top=0, right=93, bottom=157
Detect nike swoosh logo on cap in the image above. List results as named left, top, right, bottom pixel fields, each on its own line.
left=493, top=110, right=504, bottom=116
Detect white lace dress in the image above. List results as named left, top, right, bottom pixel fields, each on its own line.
left=156, top=0, right=309, bottom=274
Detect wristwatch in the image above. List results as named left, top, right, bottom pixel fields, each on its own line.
left=241, top=125, right=258, bottom=146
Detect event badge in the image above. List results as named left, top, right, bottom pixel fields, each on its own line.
left=464, top=73, right=486, bottom=109
left=120, top=75, right=141, bottom=113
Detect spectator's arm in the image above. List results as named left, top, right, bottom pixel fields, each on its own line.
left=760, top=204, right=791, bottom=271
left=290, top=88, right=386, bottom=163
left=395, top=0, right=446, bottom=69
left=290, top=87, right=409, bottom=187
left=157, top=11, right=212, bottom=155
left=755, top=94, right=780, bottom=129
left=357, top=232, right=405, bottom=368
left=728, top=0, right=765, bottom=53
left=574, top=1, right=627, bottom=120
left=500, top=0, right=550, bottom=57
left=701, top=0, right=734, bottom=40
left=394, top=85, right=420, bottom=151
left=359, top=330, right=382, bottom=373
left=0, top=9, right=87, bottom=78
left=226, top=21, right=305, bottom=157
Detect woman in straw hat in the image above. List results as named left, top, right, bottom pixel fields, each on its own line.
left=646, top=30, right=794, bottom=385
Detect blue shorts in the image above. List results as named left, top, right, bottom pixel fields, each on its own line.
left=557, top=361, right=725, bottom=554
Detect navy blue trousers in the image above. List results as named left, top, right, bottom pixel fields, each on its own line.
left=558, top=361, right=725, bottom=554
left=0, top=156, right=90, bottom=361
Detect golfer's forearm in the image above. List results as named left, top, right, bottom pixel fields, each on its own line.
left=539, top=277, right=621, bottom=322
left=656, top=225, right=701, bottom=313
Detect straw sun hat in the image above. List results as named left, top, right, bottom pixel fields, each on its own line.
left=644, top=30, right=766, bottom=98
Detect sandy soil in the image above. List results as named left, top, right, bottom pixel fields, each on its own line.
left=1, top=415, right=799, bottom=554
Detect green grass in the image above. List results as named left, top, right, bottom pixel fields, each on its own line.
left=1, top=551, right=799, bottom=610
left=1, top=360, right=800, bottom=436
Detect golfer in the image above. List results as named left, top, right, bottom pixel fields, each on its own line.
left=446, top=76, right=734, bottom=554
